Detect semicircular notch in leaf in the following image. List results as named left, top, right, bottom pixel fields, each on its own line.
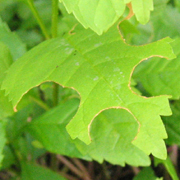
left=74, top=108, right=150, bottom=166
left=2, top=24, right=175, bottom=159
left=133, top=39, right=180, bottom=100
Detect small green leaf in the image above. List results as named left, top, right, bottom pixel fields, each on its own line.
left=1, top=146, right=16, bottom=170
left=131, top=0, right=154, bottom=24
left=59, top=0, right=126, bottom=35
left=133, top=167, right=159, bottom=180
left=60, top=0, right=155, bottom=34
left=0, top=17, right=26, bottom=60
left=21, top=162, right=67, bottom=180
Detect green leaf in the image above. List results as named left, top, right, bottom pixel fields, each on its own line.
left=0, top=42, right=13, bottom=119
left=2, top=24, right=175, bottom=159
left=155, top=156, right=179, bottom=180
left=27, top=98, right=148, bottom=166
left=131, top=0, right=154, bottom=24
left=21, top=162, right=67, bottom=180
left=131, top=4, right=174, bottom=46
left=74, top=108, right=150, bottom=166
left=1, top=146, right=16, bottom=170
left=0, top=42, right=13, bottom=84
left=0, top=17, right=26, bottom=60
left=151, top=5, right=180, bottom=40
left=59, top=0, right=126, bottom=35
left=162, top=100, right=180, bottom=145
left=133, top=167, right=159, bottom=180
left=0, top=42, right=13, bottom=168
left=60, top=0, right=155, bottom=34
left=26, top=97, right=149, bottom=166
left=0, top=90, right=13, bottom=119
left=133, top=38, right=180, bottom=99
left=153, top=0, right=168, bottom=14
left=26, top=98, right=90, bottom=160
left=0, top=121, right=6, bottom=168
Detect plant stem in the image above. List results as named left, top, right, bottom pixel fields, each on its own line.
left=8, top=144, right=21, bottom=172
left=27, top=0, right=50, bottom=39
left=102, top=161, right=111, bottom=180
left=88, top=162, right=94, bottom=179
left=29, top=96, right=50, bottom=111
left=50, top=0, right=59, bottom=170
left=58, top=172, right=79, bottom=180
left=170, top=145, right=178, bottom=167
left=57, top=155, right=84, bottom=178
left=51, top=0, right=59, bottom=38
left=51, top=1, right=59, bottom=105
left=72, top=158, right=92, bottom=180
left=50, top=153, right=58, bottom=171
left=132, top=167, right=140, bottom=175
left=53, top=83, right=59, bottom=106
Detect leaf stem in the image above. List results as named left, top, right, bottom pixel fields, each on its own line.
left=50, top=153, right=58, bottom=171
left=72, top=158, right=92, bottom=180
left=27, top=0, right=50, bottom=40
left=57, top=155, right=84, bottom=178
left=51, top=0, right=59, bottom=38
left=53, top=83, right=59, bottom=106
left=102, top=161, right=111, bottom=180
left=50, top=0, right=59, bottom=170
left=29, top=96, right=50, bottom=111
left=8, top=144, right=21, bottom=171
left=132, top=166, right=140, bottom=175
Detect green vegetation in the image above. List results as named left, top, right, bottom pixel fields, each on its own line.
left=0, top=0, right=180, bottom=179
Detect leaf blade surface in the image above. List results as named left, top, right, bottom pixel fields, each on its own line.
left=2, top=24, right=175, bottom=159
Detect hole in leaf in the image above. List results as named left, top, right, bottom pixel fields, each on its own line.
left=16, top=82, right=80, bottom=115
left=131, top=56, right=169, bottom=98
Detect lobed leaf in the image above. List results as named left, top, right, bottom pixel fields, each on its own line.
left=2, top=24, right=175, bottom=159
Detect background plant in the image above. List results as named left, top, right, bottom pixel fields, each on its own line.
left=0, top=0, right=180, bottom=179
